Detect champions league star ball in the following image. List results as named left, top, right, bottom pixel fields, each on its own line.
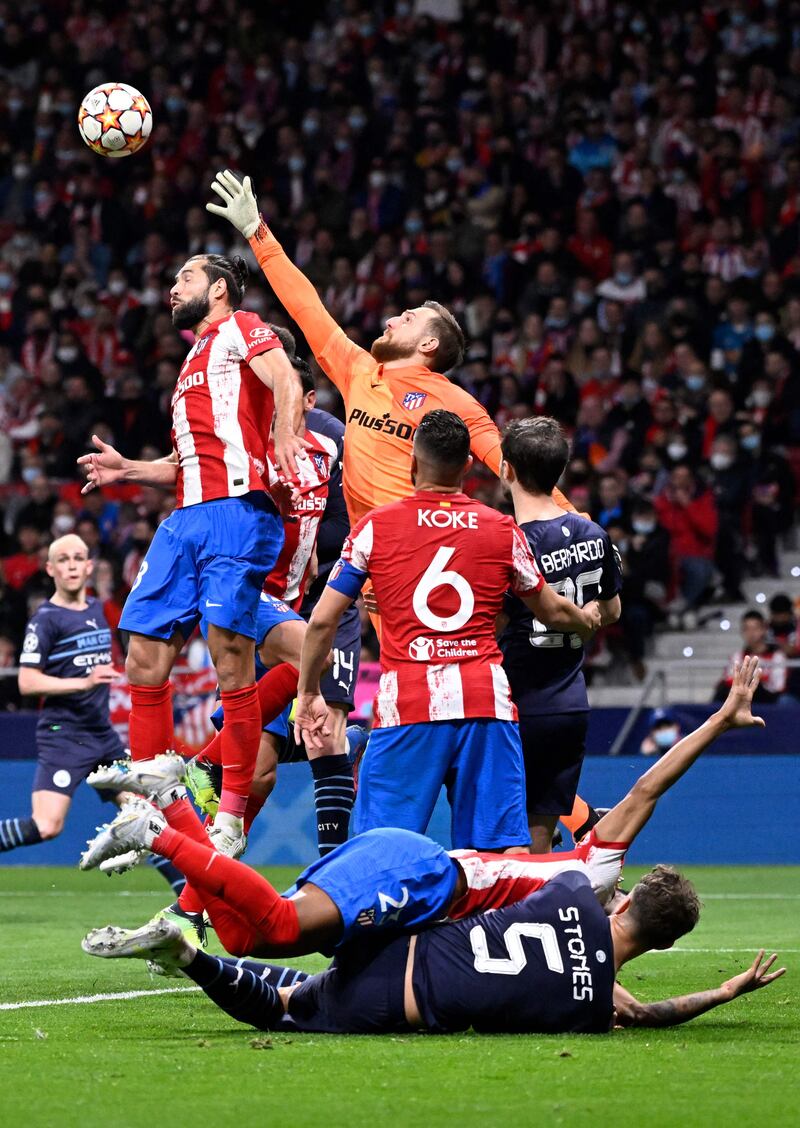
left=78, top=82, right=152, bottom=158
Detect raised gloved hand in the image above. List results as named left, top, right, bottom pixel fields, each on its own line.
left=206, top=169, right=261, bottom=239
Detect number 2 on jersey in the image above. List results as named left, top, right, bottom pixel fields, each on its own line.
left=469, top=921, right=564, bottom=976
left=529, top=567, right=603, bottom=649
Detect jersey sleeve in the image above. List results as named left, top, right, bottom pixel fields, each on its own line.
left=326, top=515, right=374, bottom=599
left=19, top=612, right=52, bottom=668
left=577, top=830, right=628, bottom=905
left=599, top=530, right=623, bottom=600
left=451, top=388, right=503, bottom=474
left=509, top=524, right=545, bottom=595
left=225, top=311, right=284, bottom=363
left=249, top=223, right=369, bottom=396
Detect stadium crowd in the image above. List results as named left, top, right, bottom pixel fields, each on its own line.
left=1, top=0, right=799, bottom=692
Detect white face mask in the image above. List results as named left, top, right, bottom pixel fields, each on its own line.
left=710, top=451, right=733, bottom=471
left=667, top=441, right=688, bottom=460
left=52, top=514, right=76, bottom=534
left=653, top=726, right=679, bottom=749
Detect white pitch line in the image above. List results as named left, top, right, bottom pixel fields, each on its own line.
left=700, top=894, right=800, bottom=900
left=648, top=948, right=800, bottom=955
left=0, top=986, right=199, bottom=1011
left=2, top=891, right=163, bottom=897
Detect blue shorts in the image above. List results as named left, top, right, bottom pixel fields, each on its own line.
left=283, top=828, right=459, bottom=946
left=33, top=725, right=124, bottom=799
left=352, top=719, right=529, bottom=850
left=120, top=494, right=283, bottom=642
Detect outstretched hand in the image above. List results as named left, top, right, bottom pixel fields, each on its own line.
left=721, top=950, right=786, bottom=999
left=206, top=170, right=261, bottom=239
left=77, top=434, right=126, bottom=495
left=718, top=655, right=766, bottom=730
left=293, top=692, right=333, bottom=752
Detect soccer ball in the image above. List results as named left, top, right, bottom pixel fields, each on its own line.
left=77, top=82, right=152, bottom=159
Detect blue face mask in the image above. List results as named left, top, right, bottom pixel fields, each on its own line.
left=615, top=271, right=633, bottom=286
left=755, top=324, right=775, bottom=342
left=685, top=374, right=705, bottom=392
left=653, top=726, right=679, bottom=749
left=741, top=433, right=761, bottom=451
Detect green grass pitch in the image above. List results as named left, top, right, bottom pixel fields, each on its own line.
left=1, top=864, right=798, bottom=1128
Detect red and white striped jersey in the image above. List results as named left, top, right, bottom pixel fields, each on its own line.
left=338, top=491, right=544, bottom=727
left=722, top=646, right=787, bottom=695
left=448, top=830, right=629, bottom=918
left=263, top=427, right=337, bottom=608
left=170, top=311, right=283, bottom=508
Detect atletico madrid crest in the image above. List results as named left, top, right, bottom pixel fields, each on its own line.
left=401, top=391, right=427, bottom=411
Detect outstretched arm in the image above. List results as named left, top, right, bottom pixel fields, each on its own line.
left=614, top=950, right=786, bottom=1028
left=78, top=435, right=179, bottom=494
left=207, top=171, right=366, bottom=392
left=295, top=584, right=353, bottom=750
left=595, top=656, right=764, bottom=845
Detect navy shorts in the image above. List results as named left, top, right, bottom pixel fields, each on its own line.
left=120, top=493, right=283, bottom=642
left=352, top=719, right=529, bottom=850
left=283, top=828, right=459, bottom=946
left=318, top=602, right=361, bottom=711
left=518, top=711, right=589, bottom=816
left=281, top=934, right=411, bottom=1034
left=32, top=725, right=124, bottom=800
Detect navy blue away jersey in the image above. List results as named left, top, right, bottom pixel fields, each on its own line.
left=500, top=513, right=621, bottom=714
left=305, top=407, right=349, bottom=579
left=412, top=870, right=615, bottom=1034
left=19, top=598, right=115, bottom=731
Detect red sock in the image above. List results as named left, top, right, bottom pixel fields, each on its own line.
left=152, top=826, right=301, bottom=949
left=178, top=882, right=206, bottom=916
left=129, top=681, right=173, bottom=761
left=243, top=792, right=267, bottom=835
left=217, top=684, right=261, bottom=817
left=256, top=662, right=299, bottom=723
left=201, top=892, right=264, bottom=955
left=199, top=665, right=299, bottom=770
left=162, top=796, right=211, bottom=847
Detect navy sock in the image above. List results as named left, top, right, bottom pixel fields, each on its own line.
left=310, top=754, right=354, bottom=855
left=183, top=950, right=286, bottom=1030
left=147, top=854, right=187, bottom=895
left=218, top=956, right=310, bottom=987
left=0, top=817, right=42, bottom=852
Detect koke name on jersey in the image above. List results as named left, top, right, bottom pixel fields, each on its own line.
left=418, top=508, right=478, bottom=529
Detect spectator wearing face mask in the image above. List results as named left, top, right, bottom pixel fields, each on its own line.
left=640, top=707, right=682, bottom=756
left=620, top=500, right=671, bottom=679
left=744, top=429, right=797, bottom=576
left=714, top=611, right=787, bottom=704
left=655, top=464, right=719, bottom=623
left=768, top=594, right=800, bottom=703
left=709, top=433, right=749, bottom=602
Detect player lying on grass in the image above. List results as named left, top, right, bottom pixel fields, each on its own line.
left=81, top=868, right=785, bottom=1036
left=80, top=658, right=765, bottom=961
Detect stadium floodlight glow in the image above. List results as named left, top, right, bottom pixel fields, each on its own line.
left=720, top=619, right=731, bottom=631
left=682, top=646, right=694, bottom=657
left=755, top=592, right=767, bottom=604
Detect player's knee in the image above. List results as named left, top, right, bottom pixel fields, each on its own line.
left=35, top=816, right=64, bottom=840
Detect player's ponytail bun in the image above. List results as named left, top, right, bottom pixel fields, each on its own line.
left=201, top=252, right=248, bottom=306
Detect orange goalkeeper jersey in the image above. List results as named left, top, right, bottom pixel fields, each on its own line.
left=249, top=222, right=573, bottom=525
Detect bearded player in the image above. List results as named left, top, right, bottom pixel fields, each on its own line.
left=206, top=171, right=580, bottom=633
left=78, top=252, right=304, bottom=860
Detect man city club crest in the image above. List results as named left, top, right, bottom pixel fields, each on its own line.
left=402, top=391, right=428, bottom=411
